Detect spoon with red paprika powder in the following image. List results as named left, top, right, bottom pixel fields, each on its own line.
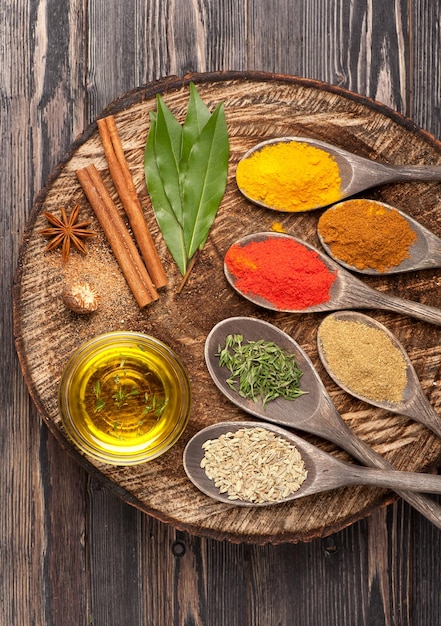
left=317, top=198, right=441, bottom=274
left=236, top=136, right=441, bottom=212
left=224, top=232, right=441, bottom=327
left=205, top=316, right=441, bottom=527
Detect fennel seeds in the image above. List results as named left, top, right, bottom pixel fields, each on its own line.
left=200, top=426, right=308, bottom=503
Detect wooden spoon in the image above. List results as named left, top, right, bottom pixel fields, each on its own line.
left=317, top=199, right=441, bottom=274
left=184, top=420, right=441, bottom=506
left=204, top=317, right=441, bottom=525
left=236, top=136, right=441, bottom=212
left=224, top=232, right=441, bottom=326
left=317, top=310, right=441, bottom=438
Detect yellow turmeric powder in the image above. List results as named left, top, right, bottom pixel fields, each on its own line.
left=270, top=221, right=286, bottom=233
left=236, top=140, right=342, bottom=212
left=317, top=199, right=417, bottom=272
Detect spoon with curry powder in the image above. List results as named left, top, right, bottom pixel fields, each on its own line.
left=317, top=311, right=441, bottom=439
left=236, top=136, right=441, bottom=212
left=317, top=199, right=441, bottom=274
left=184, top=421, right=441, bottom=507
left=224, top=232, right=441, bottom=327
left=205, top=317, right=441, bottom=526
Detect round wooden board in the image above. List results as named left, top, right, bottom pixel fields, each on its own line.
left=13, top=71, right=441, bottom=544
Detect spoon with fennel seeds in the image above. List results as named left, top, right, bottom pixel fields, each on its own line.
left=204, top=316, right=441, bottom=528
left=184, top=420, right=441, bottom=506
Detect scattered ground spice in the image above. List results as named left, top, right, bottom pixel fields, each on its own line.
left=270, top=221, right=286, bottom=233
left=317, top=316, right=408, bottom=403
left=225, top=236, right=337, bottom=310
left=200, top=426, right=308, bottom=503
left=317, top=199, right=417, bottom=272
left=236, top=140, right=342, bottom=211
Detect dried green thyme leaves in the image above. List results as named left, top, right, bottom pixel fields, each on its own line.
left=217, top=334, right=306, bottom=407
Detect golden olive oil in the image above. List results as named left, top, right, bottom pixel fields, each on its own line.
left=61, top=337, right=190, bottom=461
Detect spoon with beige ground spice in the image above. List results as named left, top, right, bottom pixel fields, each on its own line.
left=316, top=311, right=441, bottom=438
left=205, top=317, right=441, bottom=527
left=183, top=421, right=441, bottom=506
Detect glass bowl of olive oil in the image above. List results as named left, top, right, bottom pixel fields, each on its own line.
left=58, top=331, right=192, bottom=465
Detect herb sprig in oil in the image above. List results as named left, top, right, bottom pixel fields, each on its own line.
left=90, top=351, right=167, bottom=438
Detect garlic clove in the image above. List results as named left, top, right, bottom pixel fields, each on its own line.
left=62, top=282, right=100, bottom=314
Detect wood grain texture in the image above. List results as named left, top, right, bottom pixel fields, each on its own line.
left=14, top=72, right=441, bottom=544
left=3, top=0, right=441, bottom=623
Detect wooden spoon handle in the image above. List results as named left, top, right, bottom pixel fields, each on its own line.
left=308, top=406, right=441, bottom=529
left=336, top=430, right=441, bottom=528
left=346, top=466, right=441, bottom=494
left=371, top=292, right=441, bottom=326
left=340, top=278, right=441, bottom=326
left=343, top=161, right=441, bottom=197
left=384, top=163, right=441, bottom=182
left=405, top=392, right=441, bottom=439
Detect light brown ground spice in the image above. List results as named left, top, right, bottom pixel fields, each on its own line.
left=317, top=316, right=408, bottom=403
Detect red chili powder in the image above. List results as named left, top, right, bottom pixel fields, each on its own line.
left=225, top=237, right=337, bottom=309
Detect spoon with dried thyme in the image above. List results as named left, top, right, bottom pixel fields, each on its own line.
left=204, top=317, right=441, bottom=527
left=316, top=311, right=441, bottom=438
left=183, top=421, right=441, bottom=507
left=216, top=333, right=306, bottom=408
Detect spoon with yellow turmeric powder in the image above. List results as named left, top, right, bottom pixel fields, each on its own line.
left=317, top=199, right=441, bottom=274
left=236, top=137, right=441, bottom=212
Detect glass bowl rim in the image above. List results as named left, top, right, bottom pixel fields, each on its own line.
left=58, top=331, right=192, bottom=465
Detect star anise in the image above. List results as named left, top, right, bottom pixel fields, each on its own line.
left=40, top=204, right=96, bottom=262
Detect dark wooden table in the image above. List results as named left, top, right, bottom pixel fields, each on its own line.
left=3, top=1, right=441, bottom=624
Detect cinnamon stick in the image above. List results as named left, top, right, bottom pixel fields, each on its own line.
left=76, top=164, right=159, bottom=308
left=97, top=115, right=168, bottom=289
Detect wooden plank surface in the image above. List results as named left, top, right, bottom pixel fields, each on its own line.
left=13, top=72, right=441, bottom=543
left=3, top=0, right=441, bottom=624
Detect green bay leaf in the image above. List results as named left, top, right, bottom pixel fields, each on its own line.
left=181, top=83, right=212, bottom=167
left=154, top=95, right=184, bottom=225
left=144, top=114, right=187, bottom=275
left=144, top=85, right=229, bottom=280
left=181, top=103, right=229, bottom=259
